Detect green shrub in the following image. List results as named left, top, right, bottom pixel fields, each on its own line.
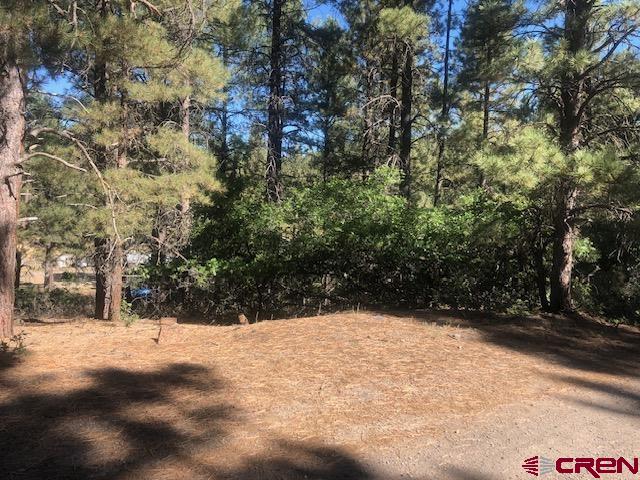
left=15, top=286, right=93, bottom=318
left=174, top=168, right=540, bottom=316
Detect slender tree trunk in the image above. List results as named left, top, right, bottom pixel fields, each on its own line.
left=266, top=0, right=284, bottom=202
left=43, top=244, right=55, bottom=291
left=93, top=0, right=111, bottom=320
left=482, top=81, right=490, bottom=142
left=478, top=79, right=491, bottom=188
left=532, top=231, right=549, bottom=311
left=14, top=250, right=22, bottom=291
left=106, top=87, right=129, bottom=322
left=399, top=41, right=413, bottom=198
left=181, top=93, right=190, bottom=140
left=478, top=46, right=493, bottom=188
left=387, top=47, right=399, bottom=161
left=109, top=242, right=123, bottom=322
left=0, top=60, right=25, bottom=337
left=94, top=238, right=112, bottom=320
left=219, top=47, right=233, bottom=179
left=433, top=0, right=453, bottom=207
left=220, top=95, right=232, bottom=177
left=535, top=253, right=549, bottom=311
left=361, top=69, right=375, bottom=175
left=322, top=121, right=330, bottom=182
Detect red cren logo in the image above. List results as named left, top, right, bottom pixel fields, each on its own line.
left=522, top=456, right=553, bottom=476
left=523, top=456, right=640, bottom=478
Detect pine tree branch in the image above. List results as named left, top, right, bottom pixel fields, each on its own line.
left=24, top=152, right=87, bottom=172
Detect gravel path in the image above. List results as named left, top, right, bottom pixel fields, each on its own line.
left=366, top=374, right=640, bottom=479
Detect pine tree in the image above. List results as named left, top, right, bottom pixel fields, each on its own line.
left=36, top=0, right=226, bottom=321
left=457, top=0, right=523, bottom=184
left=532, top=0, right=640, bottom=311
left=305, top=18, right=357, bottom=179
left=0, top=0, right=69, bottom=335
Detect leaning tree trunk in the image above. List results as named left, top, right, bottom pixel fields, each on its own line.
left=0, top=60, right=25, bottom=337
left=266, top=0, right=284, bottom=203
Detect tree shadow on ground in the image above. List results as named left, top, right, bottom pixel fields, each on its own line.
left=382, top=309, right=640, bottom=378
left=0, top=360, right=413, bottom=480
left=216, top=440, right=380, bottom=480
left=549, top=373, right=640, bottom=418
left=0, top=362, right=229, bottom=479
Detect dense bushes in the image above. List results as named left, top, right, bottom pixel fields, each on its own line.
left=15, top=286, right=94, bottom=319
left=165, top=169, right=539, bottom=317
left=144, top=167, right=639, bottom=323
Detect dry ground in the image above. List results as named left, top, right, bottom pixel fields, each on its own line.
left=1, top=311, right=639, bottom=479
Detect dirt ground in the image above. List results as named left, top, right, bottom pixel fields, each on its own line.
left=1, top=310, right=639, bottom=479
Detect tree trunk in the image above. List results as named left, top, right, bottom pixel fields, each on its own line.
left=219, top=47, right=233, bottom=179
left=399, top=41, right=413, bottom=198
left=43, top=244, right=55, bottom=291
left=14, top=250, right=22, bottom=291
left=322, top=121, right=330, bottom=182
left=482, top=80, right=490, bottom=142
left=549, top=182, right=578, bottom=312
left=0, top=60, right=25, bottom=337
left=387, top=47, right=399, bottom=161
left=532, top=237, right=549, bottom=311
left=109, top=242, right=123, bottom=322
left=266, top=0, right=284, bottom=202
left=548, top=0, right=589, bottom=313
left=361, top=70, right=375, bottom=175
left=95, top=238, right=124, bottom=321
left=477, top=79, right=491, bottom=188
left=181, top=93, right=190, bottom=140
left=93, top=0, right=112, bottom=319
left=94, top=238, right=112, bottom=320
left=433, top=0, right=453, bottom=207
left=479, top=46, right=493, bottom=188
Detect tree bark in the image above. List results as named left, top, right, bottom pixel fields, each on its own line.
left=266, top=0, right=284, bottom=202
left=181, top=93, right=190, bottom=140
left=549, top=182, right=578, bottom=311
left=399, top=41, right=413, bottom=198
left=387, top=46, right=399, bottom=161
left=93, top=0, right=112, bottom=319
left=94, top=238, right=112, bottom=320
left=219, top=47, right=233, bottom=179
left=43, top=243, right=55, bottom=291
left=0, top=60, right=25, bottom=337
left=14, top=250, right=22, bottom=291
left=482, top=80, right=490, bottom=142
left=532, top=233, right=549, bottom=311
left=479, top=76, right=490, bottom=188
left=109, top=242, right=123, bottom=322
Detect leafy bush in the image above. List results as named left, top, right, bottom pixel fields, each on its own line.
left=15, top=286, right=93, bottom=318
left=173, top=168, right=541, bottom=316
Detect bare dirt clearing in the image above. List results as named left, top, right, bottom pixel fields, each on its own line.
left=1, top=311, right=639, bottom=479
